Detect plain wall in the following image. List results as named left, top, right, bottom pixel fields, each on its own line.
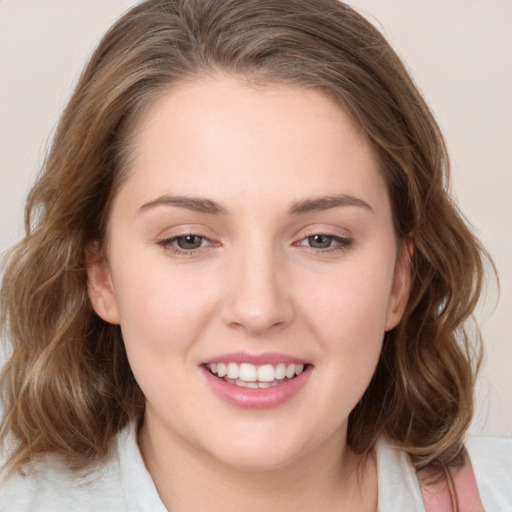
left=1, top=0, right=511, bottom=435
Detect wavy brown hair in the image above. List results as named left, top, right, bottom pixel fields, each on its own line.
left=1, top=0, right=488, bottom=472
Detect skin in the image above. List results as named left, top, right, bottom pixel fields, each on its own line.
left=88, top=76, right=411, bottom=512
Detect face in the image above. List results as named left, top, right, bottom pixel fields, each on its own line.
left=88, top=77, right=410, bottom=471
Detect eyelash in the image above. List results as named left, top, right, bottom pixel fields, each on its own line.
left=158, top=232, right=353, bottom=256
left=157, top=234, right=218, bottom=256
left=294, top=233, right=353, bottom=254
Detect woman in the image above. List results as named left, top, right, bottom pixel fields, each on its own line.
left=1, top=1, right=510, bottom=510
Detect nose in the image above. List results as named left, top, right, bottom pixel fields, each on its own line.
left=221, top=244, right=294, bottom=335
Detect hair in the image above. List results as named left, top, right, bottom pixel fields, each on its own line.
left=1, top=0, right=489, bottom=474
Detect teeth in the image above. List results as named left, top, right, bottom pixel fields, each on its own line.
left=275, top=363, right=286, bottom=380
left=207, top=361, right=306, bottom=386
left=257, top=364, right=275, bottom=382
left=217, top=363, right=227, bottom=377
left=285, top=364, right=296, bottom=379
left=229, top=378, right=281, bottom=388
left=227, top=362, right=239, bottom=379
left=239, top=363, right=257, bottom=382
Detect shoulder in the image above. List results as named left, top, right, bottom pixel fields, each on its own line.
left=465, top=436, right=512, bottom=509
left=0, top=423, right=166, bottom=512
left=376, top=436, right=512, bottom=511
left=0, top=451, right=124, bottom=512
left=374, top=438, right=425, bottom=511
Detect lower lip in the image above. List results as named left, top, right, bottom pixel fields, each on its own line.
left=201, top=366, right=312, bottom=409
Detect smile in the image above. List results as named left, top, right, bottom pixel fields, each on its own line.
left=205, top=362, right=305, bottom=388
left=201, top=357, right=312, bottom=409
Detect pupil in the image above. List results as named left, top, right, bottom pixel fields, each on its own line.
left=309, top=234, right=332, bottom=248
left=177, top=235, right=202, bottom=249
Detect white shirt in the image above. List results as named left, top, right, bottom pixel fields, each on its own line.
left=1, top=424, right=511, bottom=511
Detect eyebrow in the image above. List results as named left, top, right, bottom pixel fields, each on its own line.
left=287, top=195, right=373, bottom=215
left=138, top=193, right=372, bottom=216
left=138, top=195, right=228, bottom=215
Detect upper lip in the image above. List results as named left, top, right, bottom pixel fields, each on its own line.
left=201, top=352, right=310, bottom=366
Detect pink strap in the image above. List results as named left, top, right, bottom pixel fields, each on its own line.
left=419, top=455, right=485, bottom=512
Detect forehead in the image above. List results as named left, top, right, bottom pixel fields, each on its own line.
left=117, top=76, right=388, bottom=213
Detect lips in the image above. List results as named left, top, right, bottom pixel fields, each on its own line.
left=201, top=353, right=311, bottom=409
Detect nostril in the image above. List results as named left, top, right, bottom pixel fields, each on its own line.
left=221, top=266, right=294, bottom=333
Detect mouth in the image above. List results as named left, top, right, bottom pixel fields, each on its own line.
left=204, top=362, right=307, bottom=389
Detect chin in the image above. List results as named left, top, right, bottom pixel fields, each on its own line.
left=201, top=429, right=316, bottom=473
left=212, top=449, right=301, bottom=473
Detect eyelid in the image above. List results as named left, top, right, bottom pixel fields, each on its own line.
left=293, top=228, right=353, bottom=253
left=155, top=225, right=353, bottom=256
left=157, top=230, right=221, bottom=256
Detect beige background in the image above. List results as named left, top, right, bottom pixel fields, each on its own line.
left=1, top=0, right=511, bottom=435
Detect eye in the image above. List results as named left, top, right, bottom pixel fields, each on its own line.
left=295, top=233, right=352, bottom=252
left=174, top=234, right=205, bottom=250
left=158, top=233, right=215, bottom=254
left=306, top=234, right=335, bottom=249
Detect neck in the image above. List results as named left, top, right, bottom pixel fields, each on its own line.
left=138, top=418, right=377, bottom=512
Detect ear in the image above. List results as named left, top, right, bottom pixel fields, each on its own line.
left=85, top=240, right=120, bottom=324
left=384, top=237, right=413, bottom=331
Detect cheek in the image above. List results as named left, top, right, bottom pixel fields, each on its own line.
left=297, top=265, right=392, bottom=415
left=110, top=257, right=219, bottom=358
left=111, top=265, right=220, bottom=413
left=299, top=259, right=395, bottom=345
